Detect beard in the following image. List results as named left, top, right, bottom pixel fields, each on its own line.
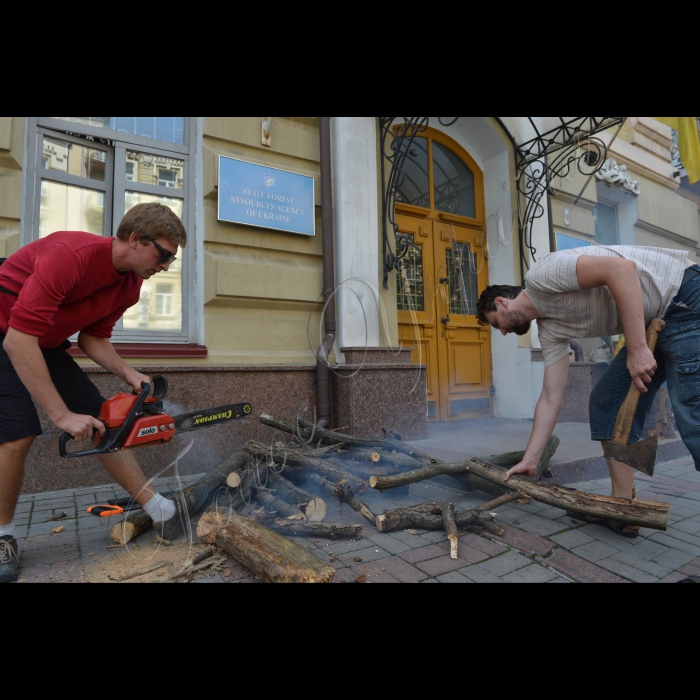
left=504, top=310, right=531, bottom=336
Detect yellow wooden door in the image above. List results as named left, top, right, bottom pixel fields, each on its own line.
left=396, top=215, right=441, bottom=422
left=395, top=127, right=492, bottom=422
left=433, top=220, right=493, bottom=420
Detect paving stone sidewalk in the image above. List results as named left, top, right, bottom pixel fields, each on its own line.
left=10, top=455, right=700, bottom=584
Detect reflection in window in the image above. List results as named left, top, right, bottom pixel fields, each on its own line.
left=156, top=284, right=175, bottom=316
left=126, top=161, right=137, bottom=182
left=446, top=243, right=479, bottom=316
left=42, top=136, right=107, bottom=182
left=127, top=151, right=184, bottom=190
left=39, top=181, right=104, bottom=238
left=433, top=142, right=476, bottom=218
left=395, top=137, right=430, bottom=209
left=397, top=234, right=425, bottom=312
left=50, top=117, right=186, bottom=145
left=122, top=192, right=183, bottom=332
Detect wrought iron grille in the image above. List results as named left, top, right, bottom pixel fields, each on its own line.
left=379, top=117, right=626, bottom=288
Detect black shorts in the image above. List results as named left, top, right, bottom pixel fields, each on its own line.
left=0, top=333, right=106, bottom=445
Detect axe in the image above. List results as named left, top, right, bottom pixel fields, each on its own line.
left=603, top=319, right=666, bottom=477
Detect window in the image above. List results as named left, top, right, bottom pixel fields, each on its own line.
left=395, top=131, right=481, bottom=221
left=556, top=233, right=591, bottom=251
left=156, top=284, right=175, bottom=316
left=23, top=117, right=194, bottom=344
left=594, top=201, right=619, bottom=246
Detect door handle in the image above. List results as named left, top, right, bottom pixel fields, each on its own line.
left=441, top=315, right=451, bottom=325
left=439, top=278, right=448, bottom=285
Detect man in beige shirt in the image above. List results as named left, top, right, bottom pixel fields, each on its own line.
left=478, top=245, right=699, bottom=538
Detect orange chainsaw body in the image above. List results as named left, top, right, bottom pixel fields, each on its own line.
left=98, top=392, right=177, bottom=449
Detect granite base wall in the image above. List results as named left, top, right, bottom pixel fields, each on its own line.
left=333, top=347, right=429, bottom=442
left=22, top=365, right=318, bottom=495
left=22, top=351, right=430, bottom=494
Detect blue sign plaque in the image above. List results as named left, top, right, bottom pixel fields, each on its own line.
left=218, top=156, right=315, bottom=236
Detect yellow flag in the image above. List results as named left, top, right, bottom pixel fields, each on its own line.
left=655, top=117, right=700, bottom=185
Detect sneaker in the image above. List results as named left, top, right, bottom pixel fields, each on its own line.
left=153, top=500, right=184, bottom=542
left=0, top=536, right=20, bottom=584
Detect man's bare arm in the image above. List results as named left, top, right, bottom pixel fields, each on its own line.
left=2, top=328, right=104, bottom=441
left=576, top=256, right=655, bottom=392
left=505, top=355, right=570, bottom=481
left=77, top=333, right=150, bottom=394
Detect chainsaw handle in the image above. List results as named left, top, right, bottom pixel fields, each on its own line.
left=60, top=382, right=152, bottom=459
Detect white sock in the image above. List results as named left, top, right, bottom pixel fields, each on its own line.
left=0, top=521, right=16, bottom=539
left=143, top=494, right=177, bottom=524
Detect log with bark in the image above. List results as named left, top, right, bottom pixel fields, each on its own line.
left=375, top=503, right=500, bottom=535
left=110, top=452, right=252, bottom=546
left=255, top=491, right=307, bottom=521
left=284, top=470, right=377, bottom=525
left=443, top=501, right=459, bottom=560
left=267, top=473, right=328, bottom=522
left=465, top=457, right=670, bottom=531
left=259, top=519, right=363, bottom=540
left=198, top=511, right=336, bottom=584
left=369, top=437, right=561, bottom=493
left=342, top=446, right=422, bottom=472
left=246, top=441, right=368, bottom=494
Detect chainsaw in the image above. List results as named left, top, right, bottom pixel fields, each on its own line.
left=59, top=376, right=252, bottom=459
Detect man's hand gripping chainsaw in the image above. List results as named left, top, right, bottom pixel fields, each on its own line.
left=59, top=375, right=252, bottom=459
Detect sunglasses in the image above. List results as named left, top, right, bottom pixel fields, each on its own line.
left=150, top=239, right=178, bottom=265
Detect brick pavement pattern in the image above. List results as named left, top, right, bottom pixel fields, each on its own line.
left=8, top=456, right=700, bottom=584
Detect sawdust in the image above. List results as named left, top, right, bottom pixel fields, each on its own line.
left=84, top=527, right=235, bottom=584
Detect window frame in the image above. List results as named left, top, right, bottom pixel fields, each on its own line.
left=22, top=117, right=197, bottom=346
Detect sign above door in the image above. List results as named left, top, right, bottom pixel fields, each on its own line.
left=218, top=155, right=315, bottom=236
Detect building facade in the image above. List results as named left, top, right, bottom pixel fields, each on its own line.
left=1, top=117, right=695, bottom=492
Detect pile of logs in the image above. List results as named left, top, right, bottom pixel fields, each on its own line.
left=109, top=414, right=672, bottom=583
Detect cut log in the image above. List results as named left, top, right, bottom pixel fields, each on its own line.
left=247, top=441, right=368, bottom=494
left=255, top=492, right=306, bottom=521
left=305, top=499, right=327, bottom=523
left=285, top=470, right=376, bottom=525
left=376, top=503, right=499, bottom=534
left=260, top=519, right=362, bottom=540
left=110, top=451, right=251, bottom=545
left=347, top=447, right=423, bottom=472
left=226, top=473, right=242, bottom=489
left=465, top=457, right=671, bottom=532
left=479, top=492, right=532, bottom=511
left=198, top=511, right=335, bottom=584
left=267, top=473, right=318, bottom=507
left=443, top=501, right=459, bottom=560
left=369, top=437, right=561, bottom=493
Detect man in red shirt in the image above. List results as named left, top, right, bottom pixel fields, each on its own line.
left=0, top=202, right=187, bottom=583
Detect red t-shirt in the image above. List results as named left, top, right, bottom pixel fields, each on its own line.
left=0, top=232, right=142, bottom=349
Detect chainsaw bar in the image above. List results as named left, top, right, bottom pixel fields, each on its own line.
left=174, top=402, right=252, bottom=434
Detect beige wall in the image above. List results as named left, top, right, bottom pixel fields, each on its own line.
left=201, top=117, right=325, bottom=365
left=552, top=118, right=700, bottom=259
left=0, top=117, right=24, bottom=257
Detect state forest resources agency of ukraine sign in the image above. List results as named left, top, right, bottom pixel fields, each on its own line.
left=218, top=156, right=315, bottom=236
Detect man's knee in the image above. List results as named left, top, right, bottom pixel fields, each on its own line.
left=0, top=436, right=35, bottom=459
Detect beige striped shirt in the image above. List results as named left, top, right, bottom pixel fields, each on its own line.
left=526, top=246, right=688, bottom=367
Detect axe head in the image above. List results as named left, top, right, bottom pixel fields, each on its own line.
left=603, top=436, right=659, bottom=477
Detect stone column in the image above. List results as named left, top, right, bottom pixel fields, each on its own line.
left=331, top=117, right=381, bottom=355
left=330, top=117, right=427, bottom=438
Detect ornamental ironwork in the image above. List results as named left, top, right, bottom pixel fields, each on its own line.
left=379, top=117, right=626, bottom=287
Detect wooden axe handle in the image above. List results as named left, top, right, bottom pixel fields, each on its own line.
left=612, top=318, right=666, bottom=445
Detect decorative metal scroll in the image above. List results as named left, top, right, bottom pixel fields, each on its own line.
left=380, top=117, right=459, bottom=289
left=379, top=116, right=626, bottom=288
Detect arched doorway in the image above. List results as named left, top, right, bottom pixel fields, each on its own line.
left=396, top=128, right=493, bottom=423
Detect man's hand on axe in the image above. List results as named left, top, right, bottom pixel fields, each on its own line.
left=626, top=344, right=658, bottom=393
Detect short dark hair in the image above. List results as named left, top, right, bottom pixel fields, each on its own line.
left=116, top=202, right=187, bottom=249
left=477, top=285, right=525, bottom=326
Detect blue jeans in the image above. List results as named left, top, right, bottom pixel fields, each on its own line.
left=590, top=265, right=700, bottom=472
